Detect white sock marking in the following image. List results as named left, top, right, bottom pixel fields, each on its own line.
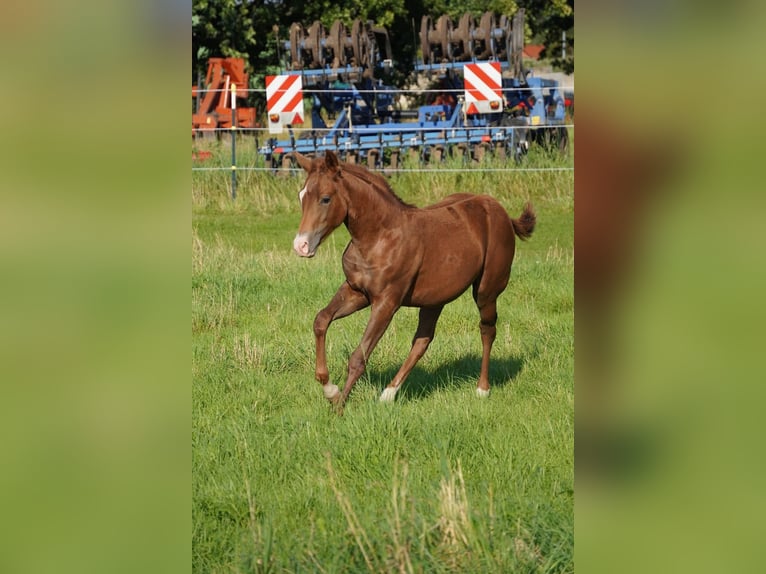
left=380, top=387, right=399, bottom=402
left=476, top=387, right=490, bottom=398
left=323, top=383, right=340, bottom=399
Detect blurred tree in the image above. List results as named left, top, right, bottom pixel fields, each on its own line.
left=516, top=0, right=574, bottom=73
left=421, top=1, right=518, bottom=21
left=192, top=0, right=256, bottom=77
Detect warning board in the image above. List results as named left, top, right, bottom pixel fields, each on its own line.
left=266, top=74, right=304, bottom=133
left=463, top=62, right=503, bottom=115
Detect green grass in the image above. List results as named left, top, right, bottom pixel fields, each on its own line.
left=192, top=154, right=573, bottom=573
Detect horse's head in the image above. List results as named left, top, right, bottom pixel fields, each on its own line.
left=292, top=151, right=348, bottom=258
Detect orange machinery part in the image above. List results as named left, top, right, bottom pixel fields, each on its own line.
left=192, top=57, right=259, bottom=133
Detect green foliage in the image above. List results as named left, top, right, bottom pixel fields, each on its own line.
left=517, top=0, right=574, bottom=72
left=192, top=0, right=257, bottom=73
left=283, top=0, right=407, bottom=29
left=423, top=0, right=518, bottom=21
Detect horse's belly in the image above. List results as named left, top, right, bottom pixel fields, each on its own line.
left=404, top=258, right=480, bottom=307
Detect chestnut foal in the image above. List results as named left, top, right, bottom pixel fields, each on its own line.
left=291, top=151, right=535, bottom=412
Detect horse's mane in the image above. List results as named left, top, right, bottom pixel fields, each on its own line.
left=340, top=162, right=415, bottom=209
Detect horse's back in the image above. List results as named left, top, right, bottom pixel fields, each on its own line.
left=421, top=193, right=477, bottom=210
left=424, top=193, right=510, bottom=219
left=419, top=193, right=514, bottom=240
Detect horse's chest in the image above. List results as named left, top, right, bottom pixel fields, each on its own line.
left=342, top=251, right=369, bottom=281
left=342, top=245, right=378, bottom=288
left=342, top=241, right=414, bottom=294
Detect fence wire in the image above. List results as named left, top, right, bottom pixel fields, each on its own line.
left=192, top=166, right=573, bottom=174
left=192, top=85, right=574, bottom=95
left=191, top=124, right=574, bottom=135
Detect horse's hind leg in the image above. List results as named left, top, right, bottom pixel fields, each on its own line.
left=476, top=299, right=498, bottom=397
left=472, top=278, right=503, bottom=397
left=380, top=306, right=443, bottom=402
left=313, top=282, right=369, bottom=402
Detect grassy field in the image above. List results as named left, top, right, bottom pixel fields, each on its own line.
left=192, top=142, right=573, bottom=573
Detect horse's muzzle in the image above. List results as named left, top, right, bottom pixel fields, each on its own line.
left=293, top=233, right=318, bottom=257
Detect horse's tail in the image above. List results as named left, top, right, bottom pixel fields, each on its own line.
left=511, top=202, right=536, bottom=240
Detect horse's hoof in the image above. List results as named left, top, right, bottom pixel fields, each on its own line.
left=323, top=383, right=340, bottom=400
left=380, top=387, right=398, bottom=402
left=476, top=387, right=490, bottom=398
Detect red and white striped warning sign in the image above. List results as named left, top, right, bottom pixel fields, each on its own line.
left=463, top=62, right=503, bottom=115
left=266, top=74, right=304, bottom=133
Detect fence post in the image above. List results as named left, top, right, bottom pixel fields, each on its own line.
left=230, top=83, right=237, bottom=200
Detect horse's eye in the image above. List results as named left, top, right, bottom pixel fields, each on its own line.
left=320, top=196, right=331, bottom=205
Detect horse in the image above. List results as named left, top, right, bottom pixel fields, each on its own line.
left=291, top=151, right=536, bottom=412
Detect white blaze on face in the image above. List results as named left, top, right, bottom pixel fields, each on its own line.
left=294, top=183, right=324, bottom=257
left=295, top=186, right=311, bottom=256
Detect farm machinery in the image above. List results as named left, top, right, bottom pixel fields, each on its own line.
left=258, top=10, right=570, bottom=170
left=192, top=57, right=258, bottom=134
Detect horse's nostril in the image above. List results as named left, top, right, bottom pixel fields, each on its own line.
left=294, top=237, right=310, bottom=256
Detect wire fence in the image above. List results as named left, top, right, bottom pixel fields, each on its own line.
left=192, top=85, right=575, bottom=95
left=190, top=123, right=575, bottom=135
left=192, top=166, right=573, bottom=173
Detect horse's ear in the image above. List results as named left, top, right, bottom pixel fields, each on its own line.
left=292, top=152, right=313, bottom=173
left=324, top=151, right=340, bottom=172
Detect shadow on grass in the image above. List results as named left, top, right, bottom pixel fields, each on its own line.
left=371, top=353, right=529, bottom=402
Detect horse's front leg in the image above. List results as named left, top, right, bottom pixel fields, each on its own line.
left=313, top=282, right=369, bottom=402
left=335, top=298, right=400, bottom=413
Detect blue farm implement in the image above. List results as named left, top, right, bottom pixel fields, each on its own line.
left=258, top=10, right=570, bottom=171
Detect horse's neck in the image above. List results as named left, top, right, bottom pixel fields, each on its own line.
left=343, top=179, right=405, bottom=242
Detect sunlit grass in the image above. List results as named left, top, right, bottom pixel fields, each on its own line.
left=192, top=163, right=573, bottom=572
